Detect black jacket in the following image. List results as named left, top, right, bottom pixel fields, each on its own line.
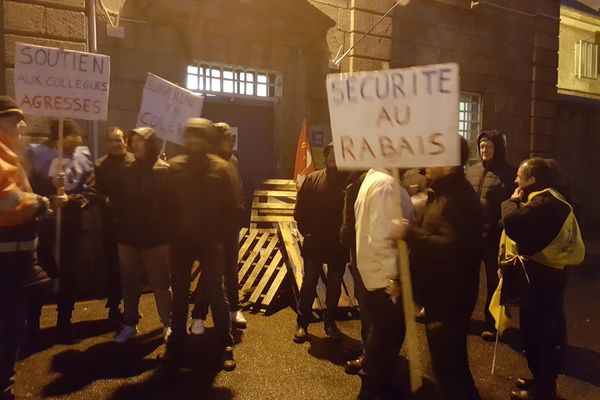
left=87, top=152, right=135, bottom=221
left=339, top=171, right=367, bottom=251
left=407, top=170, right=484, bottom=318
left=167, top=153, right=236, bottom=245
left=466, top=131, right=516, bottom=244
left=294, top=168, right=348, bottom=263
left=111, top=158, right=170, bottom=248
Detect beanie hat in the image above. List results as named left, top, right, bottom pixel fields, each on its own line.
left=0, top=96, right=24, bottom=119
left=214, top=122, right=233, bottom=140
left=184, top=118, right=216, bottom=139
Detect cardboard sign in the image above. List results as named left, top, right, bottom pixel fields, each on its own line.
left=327, top=63, right=460, bottom=169
left=136, top=73, right=204, bottom=145
left=14, top=43, right=110, bottom=121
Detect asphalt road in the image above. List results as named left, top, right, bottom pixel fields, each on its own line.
left=14, top=262, right=600, bottom=400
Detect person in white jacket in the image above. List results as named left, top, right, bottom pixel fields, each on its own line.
left=354, top=167, right=414, bottom=400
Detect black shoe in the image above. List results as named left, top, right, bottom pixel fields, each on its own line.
left=481, top=329, right=496, bottom=342
left=23, top=265, right=51, bottom=289
left=324, top=324, right=342, bottom=341
left=293, top=326, right=307, bottom=343
left=222, top=346, right=236, bottom=372
left=510, top=388, right=557, bottom=400
left=345, top=355, right=364, bottom=375
left=516, top=378, right=535, bottom=390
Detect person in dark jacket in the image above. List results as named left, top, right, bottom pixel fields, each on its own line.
left=165, top=118, right=236, bottom=372
left=501, top=158, right=581, bottom=400
left=28, top=119, right=89, bottom=342
left=293, top=143, right=348, bottom=343
left=339, top=171, right=369, bottom=374
left=111, top=127, right=172, bottom=344
left=190, top=122, right=247, bottom=334
left=403, top=137, right=483, bottom=400
left=465, top=130, right=516, bottom=340
left=87, top=127, right=134, bottom=327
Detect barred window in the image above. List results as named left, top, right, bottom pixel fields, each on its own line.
left=459, top=92, right=482, bottom=163
left=574, top=40, right=598, bottom=80
left=186, top=64, right=279, bottom=99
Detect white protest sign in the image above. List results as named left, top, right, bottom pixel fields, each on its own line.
left=14, top=43, right=110, bottom=120
left=327, top=63, right=460, bottom=169
left=231, top=127, right=239, bottom=151
left=136, top=73, right=204, bottom=145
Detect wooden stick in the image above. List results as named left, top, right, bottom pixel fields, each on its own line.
left=391, top=169, right=423, bottom=393
left=491, top=310, right=502, bottom=375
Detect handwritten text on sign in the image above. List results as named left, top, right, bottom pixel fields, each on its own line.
left=14, top=43, right=110, bottom=120
left=327, top=63, right=460, bottom=169
left=136, top=73, right=204, bottom=145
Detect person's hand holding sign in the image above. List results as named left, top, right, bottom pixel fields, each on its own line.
left=53, top=172, right=68, bottom=208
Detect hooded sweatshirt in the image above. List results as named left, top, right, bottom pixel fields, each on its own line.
left=465, top=130, right=516, bottom=243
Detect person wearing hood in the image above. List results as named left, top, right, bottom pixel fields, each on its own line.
left=0, top=96, right=50, bottom=400
left=165, top=118, right=237, bottom=372
left=465, top=130, right=516, bottom=340
left=110, top=127, right=172, bottom=344
left=401, top=137, right=483, bottom=400
left=190, top=122, right=247, bottom=335
left=293, top=142, right=349, bottom=343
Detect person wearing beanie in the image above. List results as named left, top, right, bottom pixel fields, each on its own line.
left=164, top=117, right=237, bottom=372
left=397, top=136, right=483, bottom=400
left=0, top=96, right=49, bottom=400
left=465, top=130, right=516, bottom=340
left=293, top=142, right=349, bottom=343
left=190, top=121, right=247, bottom=335
left=110, top=127, right=172, bottom=344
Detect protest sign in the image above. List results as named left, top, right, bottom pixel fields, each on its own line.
left=137, top=73, right=204, bottom=145
left=14, top=43, right=110, bottom=121
left=327, top=63, right=460, bottom=169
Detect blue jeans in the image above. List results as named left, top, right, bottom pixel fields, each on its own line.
left=0, top=250, right=34, bottom=397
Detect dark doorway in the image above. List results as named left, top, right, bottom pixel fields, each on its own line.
left=202, top=99, right=275, bottom=220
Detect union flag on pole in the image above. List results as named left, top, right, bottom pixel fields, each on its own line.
left=293, top=118, right=314, bottom=190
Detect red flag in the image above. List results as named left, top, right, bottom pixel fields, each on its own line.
left=293, top=119, right=314, bottom=190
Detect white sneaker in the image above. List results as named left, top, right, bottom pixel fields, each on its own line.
left=231, top=310, right=247, bottom=328
left=163, top=326, right=172, bottom=342
left=189, top=319, right=205, bottom=335
left=115, top=325, right=138, bottom=344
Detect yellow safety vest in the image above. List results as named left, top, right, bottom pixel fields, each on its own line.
left=499, top=188, right=585, bottom=269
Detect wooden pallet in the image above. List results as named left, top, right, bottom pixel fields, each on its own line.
left=250, top=179, right=297, bottom=229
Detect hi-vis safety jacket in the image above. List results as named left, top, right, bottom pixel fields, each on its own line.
left=499, top=188, right=585, bottom=270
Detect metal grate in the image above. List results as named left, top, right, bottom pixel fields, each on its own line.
left=574, top=40, right=598, bottom=80
left=459, top=92, right=482, bottom=162
left=186, top=64, right=279, bottom=99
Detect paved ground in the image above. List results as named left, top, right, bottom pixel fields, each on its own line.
left=14, top=259, right=600, bottom=400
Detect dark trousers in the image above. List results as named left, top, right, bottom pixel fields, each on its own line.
left=102, top=217, right=121, bottom=311
left=0, top=251, right=34, bottom=397
left=359, top=288, right=406, bottom=397
left=482, top=242, right=500, bottom=330
left=520, top=264, right=567, bottom=396
left=169, top=241, right=232, bottom=353
left=192, top=227, right=240, bottom=319
left=296, top=257, right=346, bottom=328
left=35, top=214, right=80, bottom=325
left=349, top=249, right=371, bottom=346
left=426, top=315, right=479, bottom=400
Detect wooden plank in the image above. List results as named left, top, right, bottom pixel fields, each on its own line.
left=238, top=229, right=259, bottom=262
left=249, top=250, right=283, bottom=304
left=241, top=235, right=279, bottom=293
left=238, top=227, right=248, bottom=240
left=238, top=232, right=270, bottom=280
left=252, top=202, right=295, bottom=210
left=262, top=179, right=295, bottom=186
left=254, top=190, right=296, bottom=197
left=256, top=209, right=294, bottom=216
left=277, top=221, right=304, bottom=291
left=251, top=215, right=295, bottom=223
left=262, top=259, right=289, bottom=307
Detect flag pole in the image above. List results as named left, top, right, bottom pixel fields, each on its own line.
left=391, top=168, right=423, bottom=393
left=55, top=118, right=65, bottom=268
left=491, top=309, right=502, bottom=375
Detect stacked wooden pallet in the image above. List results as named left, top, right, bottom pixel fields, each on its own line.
left=250, top=179, right=296, bottom=229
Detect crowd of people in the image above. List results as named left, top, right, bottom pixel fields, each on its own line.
left=0, top=93, right=584, bottom=400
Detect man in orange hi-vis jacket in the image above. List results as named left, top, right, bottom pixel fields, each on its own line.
left=0, top=96, right=49, bottom=400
